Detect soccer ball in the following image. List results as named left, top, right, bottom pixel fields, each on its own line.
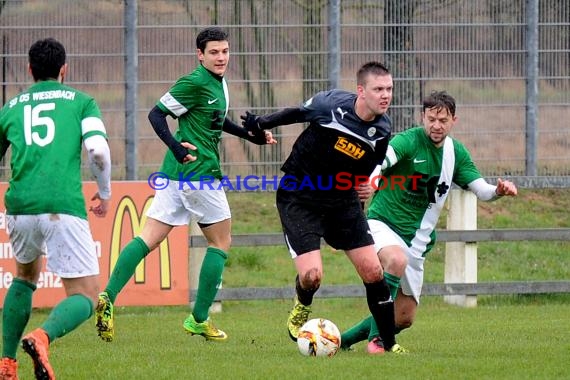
left=297, top=318, right=341, bottom=357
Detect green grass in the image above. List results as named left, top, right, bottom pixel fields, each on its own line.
left=5, top=188, right=570, bottom=379
left=11, top=297, right=570, bottom=380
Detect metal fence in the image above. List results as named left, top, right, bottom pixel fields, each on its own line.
left=1, top=0, right=569, bottom=183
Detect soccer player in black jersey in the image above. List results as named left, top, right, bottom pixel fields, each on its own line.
left=242, top=61, right=407, bottom=354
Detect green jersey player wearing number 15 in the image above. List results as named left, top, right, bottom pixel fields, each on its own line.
left=0, top=38, right=112, bottom=380
left=344, top=91, right=517, bottom=354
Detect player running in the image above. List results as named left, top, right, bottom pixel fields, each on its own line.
left=0, top=38, right=111, bottom=379
left=242, top=61, right=407, bottom=354
left=95, top=26, right=275, bottom=344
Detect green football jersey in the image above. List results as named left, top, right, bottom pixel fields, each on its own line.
left=0, top=80, right=107, bottom=219
left=156, top=64, right=229, bottom=181
left=367, top=126, right=481, bottom=256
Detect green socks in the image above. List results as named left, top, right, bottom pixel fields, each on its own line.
left=340, top=315, right=373, bottom=349
left=2, top=278, right=36, bottom=358
left=2, top=279, right=93, bottom=357
left=192, top=247, right=227, bottom=322
left=384, top=272, right=401, bottom=300
left=368, top=272, right=401, bottom=341
left=105, top=236, right=150, bottom=303
left=42, top=294, right=94, bottom=342
left=105, top=239, right=228, bottom=323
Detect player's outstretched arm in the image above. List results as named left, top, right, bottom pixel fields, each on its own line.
left=241, top=107, right=306, bottom=132
left=468, top=177, right=518, bottom=201
left=223, top=118, right=276, bottom=145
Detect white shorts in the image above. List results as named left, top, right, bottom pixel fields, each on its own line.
left=146, top=179, right=231, bottom=226
left=368, top=219, right=425, bottom=304
left=7, top=214, right=99, bottom=278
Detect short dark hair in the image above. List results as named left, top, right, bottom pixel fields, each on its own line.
left=423, top=91, right=456, bottom=117
left=196, top=27, right=228, bottom=52
left=356, top=61, right=390, bottom=85
left=28, top=38, right=66, bottom=81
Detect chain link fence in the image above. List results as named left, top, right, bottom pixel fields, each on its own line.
left=1, top=0, right=569, bottom=185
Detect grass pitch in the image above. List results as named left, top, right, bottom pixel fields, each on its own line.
left=11, top=296, right=570, bottom=380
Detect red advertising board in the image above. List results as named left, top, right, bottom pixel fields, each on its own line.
left=0, top=182, right=189, bottom=307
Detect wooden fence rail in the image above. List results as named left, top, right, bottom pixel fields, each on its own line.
left=189, top=228, right=570, bottom=248
left=190, top=281, right=570, bottom=301
left=189, top=227, right=570, bottom=301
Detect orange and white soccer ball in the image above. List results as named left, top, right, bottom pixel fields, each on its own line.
left=297, top=318, right=341, bottom=357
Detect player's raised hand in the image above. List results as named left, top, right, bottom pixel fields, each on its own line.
left=496, top=178, right=517, bottom=196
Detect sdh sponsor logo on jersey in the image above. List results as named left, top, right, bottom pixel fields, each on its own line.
left=110, top=196, right=172, bottom=289
left=334, top=137, right=365, bottom=159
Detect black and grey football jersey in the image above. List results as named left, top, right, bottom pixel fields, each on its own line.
left=260, top=89, right=391, bottom=184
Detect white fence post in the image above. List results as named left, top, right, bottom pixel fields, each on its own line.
left=189, top=221, right=222, bottom=313
left=444, top=189, right=478, bottom=307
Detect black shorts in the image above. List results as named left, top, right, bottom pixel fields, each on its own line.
left=276, top=184, right=373, bottom=256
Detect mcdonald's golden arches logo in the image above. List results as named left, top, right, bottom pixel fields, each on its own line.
left=110, top=196, right=172, bottom=289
